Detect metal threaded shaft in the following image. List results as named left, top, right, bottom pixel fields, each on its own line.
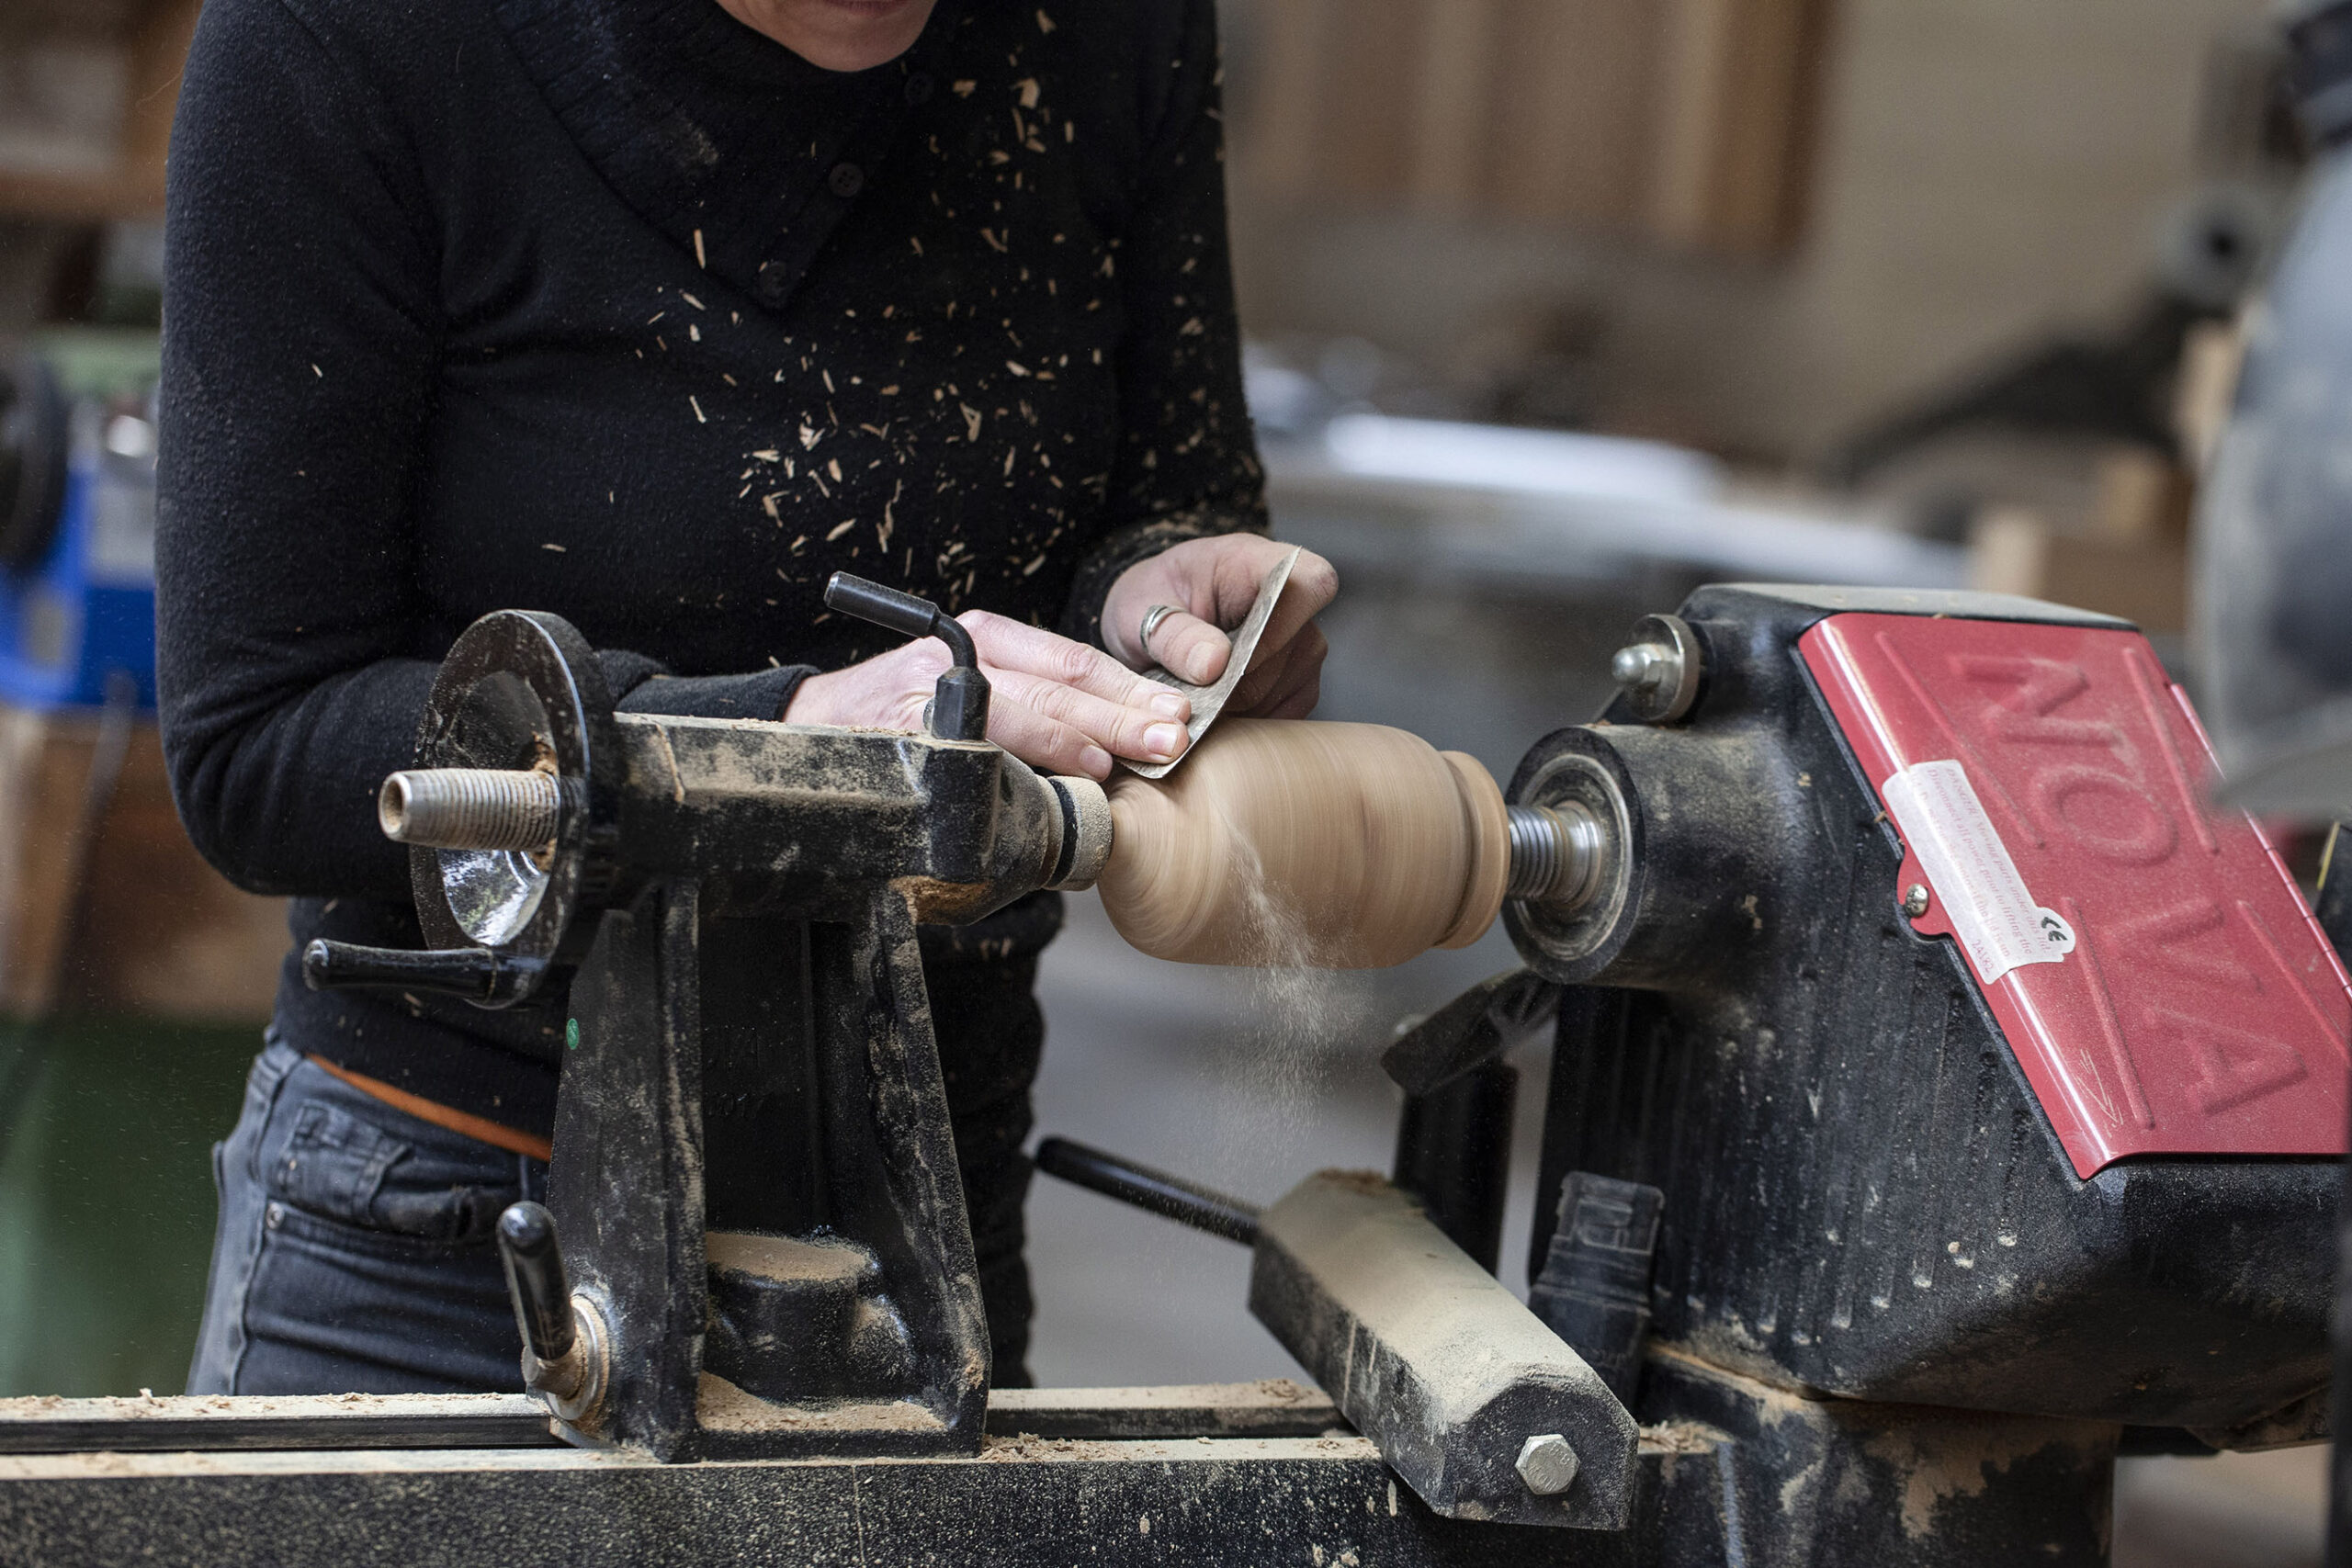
left=1507, top=801, right=1609, bottom=911
left=1507, top=806, right=1567, bottom=898
left=379, top=769, right=562, bottom=852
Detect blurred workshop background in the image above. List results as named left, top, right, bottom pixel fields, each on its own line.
left=0, top=0, right=2332, bottom=1562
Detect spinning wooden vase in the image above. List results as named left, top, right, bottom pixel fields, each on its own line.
left=1098, top=719, right=1510, bottom=968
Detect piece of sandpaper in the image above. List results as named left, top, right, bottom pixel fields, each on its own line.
left=1123, top=545, right=1302, bottom=780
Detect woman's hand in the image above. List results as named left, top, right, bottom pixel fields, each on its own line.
left=1102, top=536, right=1340, bottom=720
left=785, top=611, right=1194, bottom=781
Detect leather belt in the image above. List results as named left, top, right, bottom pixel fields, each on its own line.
left=306, top=1055, right=554, bottom=1164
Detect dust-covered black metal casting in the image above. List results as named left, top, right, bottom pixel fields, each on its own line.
left=1390, top=1057, right=1517, bottom=1272
left=1513, top=585, right=2335, bottom=1432
left=1250, top=1171, right=1640, bottom=1529
left=1527, top=1173, right=1662, bottom=1404
left=1381, top=968, right=1558, bottom=1097
left=303, top=608, right=1108, bottom=1462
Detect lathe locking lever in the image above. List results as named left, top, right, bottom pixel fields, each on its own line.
left=300, top=940, right=546, bottom=1005
left=823, top=572, right=990, bottom=742
left=1033, top=1136, right=1262, bottom=1244
left=498, top=1202, right=574, bottom=1365
left=495, top=1201, right=607, bottom=1423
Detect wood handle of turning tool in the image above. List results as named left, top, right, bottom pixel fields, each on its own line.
left=1098, top=718, right=1512, bottom=968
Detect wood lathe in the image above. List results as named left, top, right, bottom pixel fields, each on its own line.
left=0, top=579, right=2342, bottom=1567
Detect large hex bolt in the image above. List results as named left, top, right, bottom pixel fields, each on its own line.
left=1516, top=1432, right=1581, bottom=1495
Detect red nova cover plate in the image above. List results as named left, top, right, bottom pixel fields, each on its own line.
left=1801, top=613, right=2351, bottom=1177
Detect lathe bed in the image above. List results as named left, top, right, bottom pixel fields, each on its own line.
left=0, top=1383, right=1710, bottom=1566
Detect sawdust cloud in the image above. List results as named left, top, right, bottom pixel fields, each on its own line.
left=1189, top=795, right=1387, bottom=1196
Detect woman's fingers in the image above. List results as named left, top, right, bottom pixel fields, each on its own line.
left=1205, top=543, right=1337, bottom=675
left=983, top=695, right=1114, bottom=780
left=789, top=581, right=1335, bottom=775
left=1138, top=608, right=1232, bottom=685
left=1127, top=547, right=1339, bottom=691
left=1249, top=679, right=1320, bottom=723
left=958, top=609, right=1193, bottom=773
left=1102, top=536, right=1339, bottom=677
left=1230, top=621, right=1328, bottom=714
left=1223, top=638, right=1320, bottom=720
left=984, top=663, right=1191, bottom=769
left=980, top=687, right=1189, bottom=779
left=1147, top=539, right=1339, bottom=691
left=961, top=610, right=1191, bottom=723
left=1250, top=648, right=1323, bottom=720
left=790, top=614, right=1195, bottom=778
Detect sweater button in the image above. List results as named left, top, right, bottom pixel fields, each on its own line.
left=828, top=162, right=865, bottom=198
left=904, top=72, right=934, bottom=106
left=757, top=268, right=788, bottom=304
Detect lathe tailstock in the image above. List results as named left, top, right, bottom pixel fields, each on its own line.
left=308, top=600, right=1112, bottom=1461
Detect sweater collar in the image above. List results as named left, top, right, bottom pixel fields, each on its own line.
left=491, top=0, right=967, bottom=310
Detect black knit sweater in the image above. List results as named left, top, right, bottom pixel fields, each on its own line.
left=157, top=0, right=1265, bottom=1131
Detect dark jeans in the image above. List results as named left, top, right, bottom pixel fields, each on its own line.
left=187, top=955, right=1044, bottom=1395
left=186, top=1041, right=544, bottom=1394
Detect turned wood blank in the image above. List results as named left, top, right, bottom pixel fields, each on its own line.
left=1099, top=719, right=1508, bottom=968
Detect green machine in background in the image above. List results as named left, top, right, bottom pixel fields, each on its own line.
left=0, top=1021, right=256, bottom=1397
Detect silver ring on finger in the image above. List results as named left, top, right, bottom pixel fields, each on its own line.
left=1138, top=603, right=1181, bottom=664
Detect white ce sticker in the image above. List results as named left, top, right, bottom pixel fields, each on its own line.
left=1883, top=759, right=2077, bottom=984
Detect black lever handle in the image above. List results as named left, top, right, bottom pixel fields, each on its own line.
left=496, top=1201, right=577, bottom=1366
left=823, top=572, right=990, bottom=742
left=301, top=940, right=545, bottom=1007
left=1033, top=1135, right=1261, bottom=1246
